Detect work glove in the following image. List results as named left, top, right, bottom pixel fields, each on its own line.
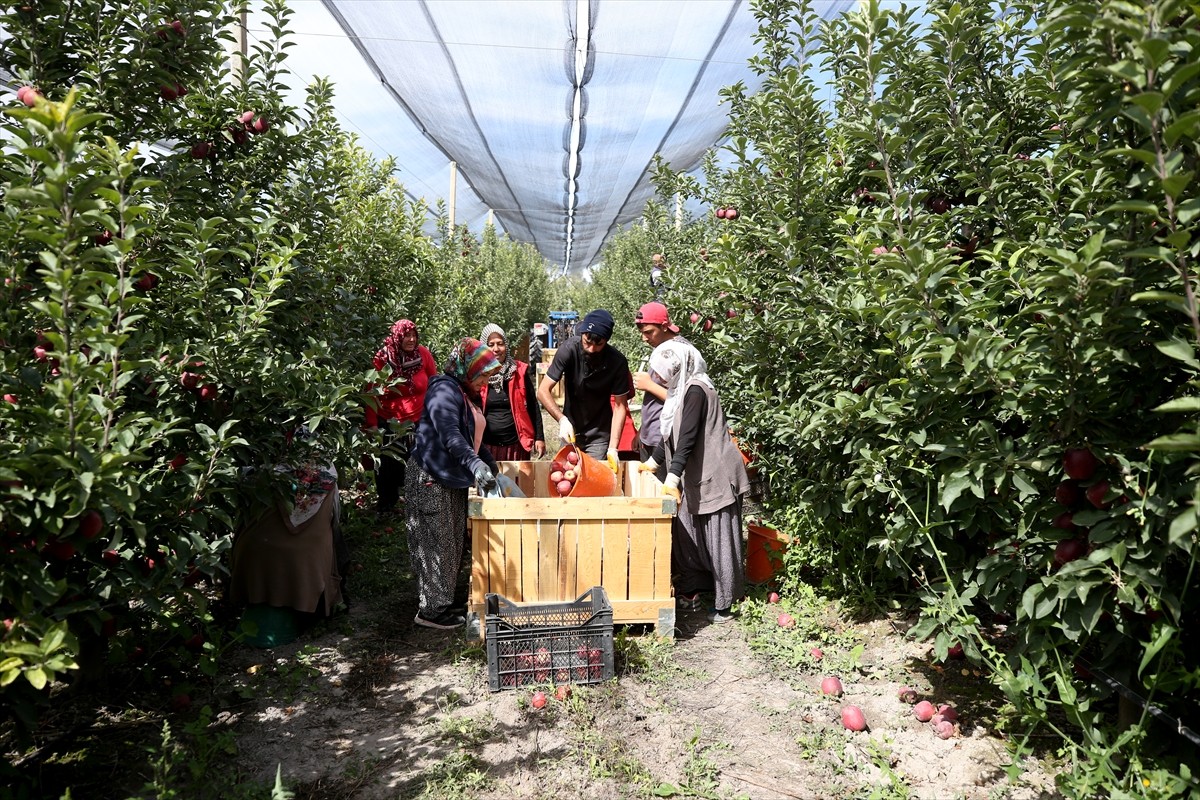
left=662, top=473, right=682, bottom=502
left=473, top=463, right=497, bottom=495
left=637, top=458, right=658, bottom=473
left=558, top=416, right=576, bottom=444
left=606, top=449, right=620, bottom=474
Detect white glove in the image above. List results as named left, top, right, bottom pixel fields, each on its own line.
left=663, top=472, right=681, bottom=501
left=637, top=458, right=658, bottom=473
left=558, top=416, right=575, bottom=444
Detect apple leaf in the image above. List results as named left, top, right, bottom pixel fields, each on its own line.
left=1167, top=509, right=1197, bottom=546
left=1153, top=338, right=1200, bottom=370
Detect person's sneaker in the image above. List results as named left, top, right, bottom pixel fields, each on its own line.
left=707, top=608, right=735, bottom=624
left=414, top=609, right=466, bottom=630
left=676, top=591, right=702, bottom=610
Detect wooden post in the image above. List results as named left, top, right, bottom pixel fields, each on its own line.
left=487, top=208, right=494, bottom=228
left=227, top=4, right=249, bottom=86
left=448, top=161, right=457, bottom=232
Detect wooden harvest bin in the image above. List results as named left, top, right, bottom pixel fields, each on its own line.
left=468, top=460, right=677, bottom=638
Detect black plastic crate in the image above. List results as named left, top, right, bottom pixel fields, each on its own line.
left=485, top=586, right=615, bottom=692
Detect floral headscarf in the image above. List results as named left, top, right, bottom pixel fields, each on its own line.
left=377, top=319, right=425, bottom=379
left=445, top=338, right=500, bottom=389
left=480, top=323, right=517, bottom=391
left=648, top=339, right=712, bottom=439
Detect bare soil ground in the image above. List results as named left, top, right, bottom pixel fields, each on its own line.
left=220, top=584, right=1063, bottom=800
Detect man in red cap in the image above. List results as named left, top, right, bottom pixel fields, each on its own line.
left=633, top=302, right=690, bottom=477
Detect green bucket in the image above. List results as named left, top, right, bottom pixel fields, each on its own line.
left=240, top=604, right=301, bottom=648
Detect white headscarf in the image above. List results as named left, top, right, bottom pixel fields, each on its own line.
left=648, top=339, right=712, bottom=440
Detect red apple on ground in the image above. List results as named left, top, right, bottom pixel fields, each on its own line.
left=1086, top=480, right=1110, bottom=509
left=947, top=643, right=964, bottom=660
left=776, top=612, right=794, bottom=628
left=726, top=309, right=737, bottom=319
left=767, top=592, right=780, bottom=603
left=555, top=684, right=571, bottom=701
left=810, top=647, right=823, bottom=661
left=898, top=686, right=918, bottom=704
left=934, top=719, right=956, bottom=739
left=530, top=690, right=547, bottom=709
left=1063, top=448, right=1098, bottom=481
left=913, top=700, right=936, bottom=721
left=78, top=510, right=103, bottom=540
left=689, top=312, right=701, bottom=324
left=821, top=676, right=844, bottom=696
left=841, top=706, right=866, bottom=731
left=933, top=704, right=958, bottom=723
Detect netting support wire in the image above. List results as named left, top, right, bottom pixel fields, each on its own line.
left=449, top=161, right=457, bottom=231
left=563, top=0, right=592, bottom=273
left=1085, top=660, right=1200, bottom=747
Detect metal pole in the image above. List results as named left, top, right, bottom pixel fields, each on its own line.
left=675, top=192, right=683, bottom=230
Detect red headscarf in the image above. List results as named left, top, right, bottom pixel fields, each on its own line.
left=377, top=319, right=425, bottom=379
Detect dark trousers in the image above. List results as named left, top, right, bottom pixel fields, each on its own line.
left=376, top=453, right=404, bottom=513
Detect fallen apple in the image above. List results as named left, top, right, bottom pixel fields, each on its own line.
left=530, top=690, right=547, bottom=709
left=554, top=685, right=571, bottom=702
left=913, top=700, right=935, bottom=722
left=776, top=612, right=794, bottom=628
left=947, top=643, right=964, bottom=660
left=934, top=719, right=956, bottom=739
left=820, top=676, right=843, bottom=697
left=898, top=686, right=918, bottom=704
left=767, top=592, right=780, bottom=604
left=933, top=704, right=958, bottom=723
left=810, top=647, right=823, bottom=661
left=841, top=705, right=866, bottom=731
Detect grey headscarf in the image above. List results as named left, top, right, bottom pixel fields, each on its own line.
left=480, top=323, right=517, bottom=391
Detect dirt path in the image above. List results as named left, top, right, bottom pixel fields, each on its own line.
left=221, top=590, right=1061, bottom=800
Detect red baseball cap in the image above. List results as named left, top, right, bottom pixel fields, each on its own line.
left=635, top=302, right=679, bottom=333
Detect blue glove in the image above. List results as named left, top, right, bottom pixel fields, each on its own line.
left=473, top=463, right=497, bottom=494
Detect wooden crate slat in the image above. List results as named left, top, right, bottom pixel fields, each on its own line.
left=498, top=521, right=522, bottom=602
left=486, top=520, right=506, bottom=600
left=575, top=519, right=603, bottom=596
left=627, top=519, right=656, bottom=599
left=471, top=496, right=671, bottom=519
left=557, top=520, right=578, bottom=598
left=470, top=519, right=489, bottom=603
left=651, top=519, right=672, bottom=600
left=521, top=519, right=539, bottom=602
left=537, top=520, right=561, bottom=601
left=601, top=519, right=629, bottom=601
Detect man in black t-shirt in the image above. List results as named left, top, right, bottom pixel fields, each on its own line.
left=536, top=309, right=629, bottom=470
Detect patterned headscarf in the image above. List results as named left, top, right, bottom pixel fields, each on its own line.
left=480, top=323, right=517, bottom=391
left=445, top=338, right=500, bottom=388
left=648, top=339, right=712, bottom=439
left=377, top=319, right=425, bottom=379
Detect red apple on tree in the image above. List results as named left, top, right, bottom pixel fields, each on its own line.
left=1054, top=537, right=1087, bottom=568
left=725, top=207, right=739, bottom=220
left=78, top=509, right=103, bottom=540
left=689, top=312, right=700, bottom=324
left=715, top=208, right=727, bottom=219
left=251, top=116, right=270, bottom=134
left=1054, top=481, right=1081, bottom=507
left=1086, top=480, right=1110, bottom=509
left=189, top=141, right=212, bottom=159
left=1063, top=448, right=1098, bottom=481
left=135, top=273, right=159, bottom=290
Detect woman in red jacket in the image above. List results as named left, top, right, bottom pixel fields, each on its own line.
left=479, top=323, right=545, bottom=460
left=366, top=319, right=438, bottom=514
